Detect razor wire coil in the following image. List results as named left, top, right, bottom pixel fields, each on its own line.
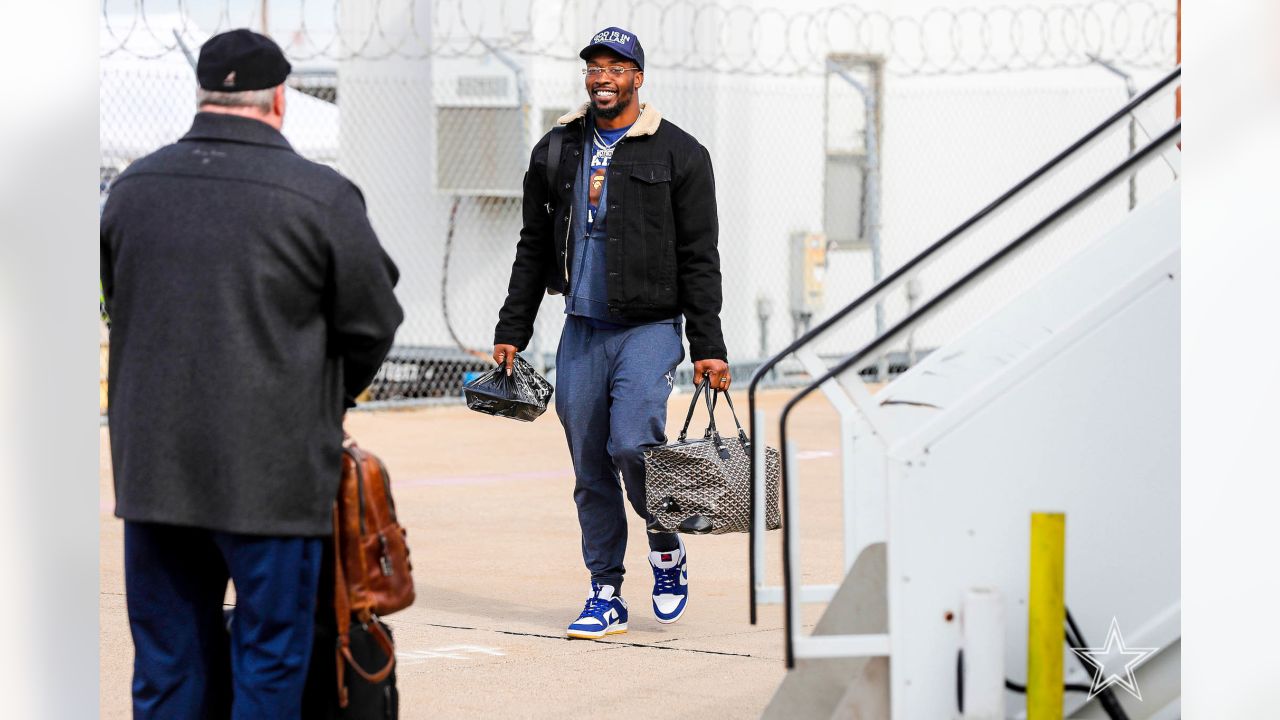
left=101, top=0, right=1177, bottom=76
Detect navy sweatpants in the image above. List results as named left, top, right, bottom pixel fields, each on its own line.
left=555, top=315, right=684, bottom=593
left=124, top=521, right=323, bottom=720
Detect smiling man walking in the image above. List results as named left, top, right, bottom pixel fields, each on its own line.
left=493, top=27, right=728, bottom=639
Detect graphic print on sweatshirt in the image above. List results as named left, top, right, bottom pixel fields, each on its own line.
left=587, top=122, right=631, bottom=228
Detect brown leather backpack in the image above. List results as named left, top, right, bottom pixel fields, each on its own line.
left=330, top=439, right=415, bottom=707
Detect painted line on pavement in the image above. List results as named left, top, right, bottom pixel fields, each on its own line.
left=394, top=469, right=573, bottom=489
left=397, top=644, right=506, bottom=666
left=415, top=621, right=760, bottom=659
left=100, top=450, right=837, bottom=515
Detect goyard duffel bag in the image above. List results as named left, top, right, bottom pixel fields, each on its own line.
left=644, top=379, right=782, bottom=535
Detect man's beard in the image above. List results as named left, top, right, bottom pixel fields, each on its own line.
left=594, top=102, right=624, bottom=120
left=592, top=86, right=630, bottom=120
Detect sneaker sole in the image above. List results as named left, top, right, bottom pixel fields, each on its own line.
left=566, top=623, right=628, bottom=640
left=653, top=603, right=686, bottom=624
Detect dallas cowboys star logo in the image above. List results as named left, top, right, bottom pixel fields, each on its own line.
left=1070, top=617, right=1158, bottom=701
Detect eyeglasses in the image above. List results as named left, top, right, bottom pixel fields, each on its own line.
left=582, top=66, right=640, bottom=78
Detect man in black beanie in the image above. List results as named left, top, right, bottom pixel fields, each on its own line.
left=101, top=29, right=403, bottom=718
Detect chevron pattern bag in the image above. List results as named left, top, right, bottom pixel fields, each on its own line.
left=644, top=379, right=782, bottom=535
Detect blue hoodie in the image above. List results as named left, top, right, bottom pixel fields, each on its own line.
left=565, top=114, right=678, bottom=329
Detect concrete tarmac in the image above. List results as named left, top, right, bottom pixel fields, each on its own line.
left=100, top=388, right=848, bottom=718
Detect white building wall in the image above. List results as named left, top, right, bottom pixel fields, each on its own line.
left=307, top=0, right=1179, bottom=368
left=373, top=4, right=1172, bottom=363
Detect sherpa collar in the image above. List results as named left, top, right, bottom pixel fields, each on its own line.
left=557, top=102, right=661, bottom=138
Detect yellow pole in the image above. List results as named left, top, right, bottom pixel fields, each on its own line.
left=1027, top=512, right=1065, bottom=719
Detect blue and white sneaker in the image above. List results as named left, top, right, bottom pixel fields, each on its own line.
left=649, top=538, right=689, bottom=624
left=566, top=582, right=629, bottom=640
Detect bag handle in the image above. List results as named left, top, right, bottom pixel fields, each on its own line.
left=340, top=620, right=396, bottom=683
left=332, top=503, right=352, bottom=707
left=676, top=377, right=708, bottom=442
left=677, top=378, right=730, bottom=460
left=710, top=387, right=750, bottom=448
left=677, top=377, right=722, bottom=440
left=331, top=501, right=396, bottom=708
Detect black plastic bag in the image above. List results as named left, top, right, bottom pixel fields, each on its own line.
left=463, top=353, right=553, bottom=422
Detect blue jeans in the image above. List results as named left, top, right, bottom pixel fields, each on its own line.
left=555, top=315, right=684, bottom=594
left=124, top=521, right=323, bottom=720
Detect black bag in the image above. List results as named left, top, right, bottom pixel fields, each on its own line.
left=224, top=604, right=400, bottom=719
left=463, top=353, right=553, bottom=422
left=644, top=379, right=782, bottom=535
left=302, top=538, right=400, bottom=719
left=302, top=616, right=399, bottom=719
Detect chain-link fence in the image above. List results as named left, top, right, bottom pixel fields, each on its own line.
left=99, top=0, right=1178, bottom=414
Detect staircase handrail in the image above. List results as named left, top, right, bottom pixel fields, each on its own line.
left=746, top=65, right=1182, bottom=623
left=775, top=120, right=1181, bottom=667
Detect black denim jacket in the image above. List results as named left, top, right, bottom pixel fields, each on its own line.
left=494, top=104, right=726, bottom=361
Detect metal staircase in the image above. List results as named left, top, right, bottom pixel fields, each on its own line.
left=747, top=67, right=1182, bottom=719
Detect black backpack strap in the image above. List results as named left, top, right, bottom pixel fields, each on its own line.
left=544, top=126, right=565, bottom=215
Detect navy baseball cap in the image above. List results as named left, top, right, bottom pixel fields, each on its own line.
left=579, top=27, right=644, bottom=71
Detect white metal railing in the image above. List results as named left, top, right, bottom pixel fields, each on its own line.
left=746, top=67, right=1182, bottom=669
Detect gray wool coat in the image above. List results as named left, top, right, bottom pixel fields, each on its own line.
left=100, top=112, right=404, bottom=536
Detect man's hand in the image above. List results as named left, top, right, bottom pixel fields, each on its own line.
left=493, top=344, right=519, bottom=375
left=694, top=358, right=731, bottom=391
